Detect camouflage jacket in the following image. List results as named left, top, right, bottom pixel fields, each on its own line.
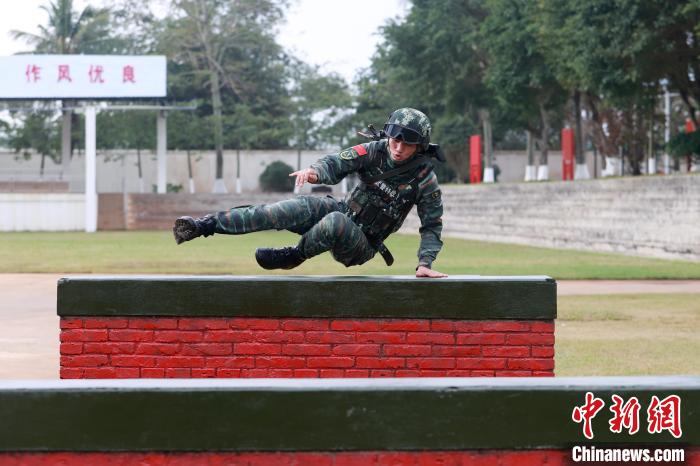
left=310, top=139, right=443, bottom=268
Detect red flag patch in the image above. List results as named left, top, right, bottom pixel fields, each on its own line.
left=352, top=144, right=368, bottom=156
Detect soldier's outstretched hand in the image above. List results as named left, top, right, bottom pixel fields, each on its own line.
left=290, top=168, right=318, bottom=187
left=416, top=266, right=448, bottom=278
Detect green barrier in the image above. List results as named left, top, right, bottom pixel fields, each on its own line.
left=57, top=275, right=557, bottom=319
left=0, top=377, right=697, bottom=451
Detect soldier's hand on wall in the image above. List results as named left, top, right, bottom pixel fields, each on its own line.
left=416, top=265, right=448, bottom=278
left=290, top=168, right=319, bottom=187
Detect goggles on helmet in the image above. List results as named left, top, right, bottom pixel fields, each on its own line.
left=384, top=124, right=423, bottom=144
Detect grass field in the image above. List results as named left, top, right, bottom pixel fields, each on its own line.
left=2, top=231, right=697, bottom=376
left=556, top=293, right=699, bottom=375
left=2, top=231, right=699, bottom=278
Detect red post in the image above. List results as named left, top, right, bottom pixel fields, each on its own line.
left=685, top=119, right=696, bottom=172
left=561, top=128, right=575, bottom=181
left=469, top=135, right=482, bottom=184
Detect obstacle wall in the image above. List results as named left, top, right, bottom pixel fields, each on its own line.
left=0, top=378, right=697, bottom=465
left=58, top=276, right=556, bottom=379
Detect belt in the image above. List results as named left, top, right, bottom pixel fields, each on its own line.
left=344, top=205, right=394, bottom=267
left=375, top=242, right=394, bottom=266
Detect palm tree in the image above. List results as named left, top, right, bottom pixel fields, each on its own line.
left=11, top=0, right=112, bottom=178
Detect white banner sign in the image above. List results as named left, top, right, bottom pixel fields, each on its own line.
left=0, top=55, right=166, bottom=98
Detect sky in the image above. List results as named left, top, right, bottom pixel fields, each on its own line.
left=0, top=0, right=410, bottom=85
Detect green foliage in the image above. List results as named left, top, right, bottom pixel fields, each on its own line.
left=97, top=111, right=156, bottom=151
left=352, top=0, right=492, bottom=182
left=6, top=111, right=60, bottom=163
left=353, top=0, right=700, bottom=177
left=161, top=0, right=292, bottom=162
left=10, top=0, right=700, bottom=179
left=667, top=130, right=700, bottom=162
left=431, top=161, right=457, bottom=183
left=10, top=0, right=116, bottom=54
left=535, top=0, right=669, bottom=171
left=167, top=107, right=212, bottom=151
left=289, top=62, right=354, bottom=150
left=482, top=0, right=565, bottom=141
left=151, top=182, right=183, bottom=193
left=259, top=160, right=295, bottom=192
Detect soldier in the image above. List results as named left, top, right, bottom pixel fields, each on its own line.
left=173, top=107, right=447, bottom=278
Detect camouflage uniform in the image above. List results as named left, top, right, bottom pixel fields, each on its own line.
left=212, top=137, right=443, bottom=268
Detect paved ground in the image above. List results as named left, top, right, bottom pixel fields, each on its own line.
left=1, top=274, right=699, bottom=379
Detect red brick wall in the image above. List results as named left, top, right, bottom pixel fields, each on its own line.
left=59, top=317, right=555, bottom=379
left=3, top=450, right=699, bottom=466
left=0, top=450, right=569, bottom=466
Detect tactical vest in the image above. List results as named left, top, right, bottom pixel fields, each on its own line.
left=346, top=165, right=427, bottom=245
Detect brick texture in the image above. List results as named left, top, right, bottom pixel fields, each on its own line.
left=59, top=318, right=555, bottom=379
left=0, top=450, right=569, bottom=466
left=5, top=450, right=700, bottom=466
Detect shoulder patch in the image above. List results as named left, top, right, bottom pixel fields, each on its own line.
left=352, top=144, right=368, bottom=156
left=431, top=190, right=442, bottom=200
left=339, top=149, right=357, bottom=160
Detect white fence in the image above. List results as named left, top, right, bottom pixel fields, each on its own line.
left=0, top=193, right=85, bottom=231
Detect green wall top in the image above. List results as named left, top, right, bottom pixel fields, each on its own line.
left=57, top=275, right=556, bottom=319
left=0, top=377, right=696, bottom=451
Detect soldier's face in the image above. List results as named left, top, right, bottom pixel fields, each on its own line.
left=388, top=138, right=419, bottom=162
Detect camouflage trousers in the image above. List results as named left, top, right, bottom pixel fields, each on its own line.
left=213, top=195, right=377, bottom=267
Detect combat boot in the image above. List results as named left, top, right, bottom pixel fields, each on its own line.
left=255, top=246, right=306, bottom=270
left=173, top=214, right=217, bottom=244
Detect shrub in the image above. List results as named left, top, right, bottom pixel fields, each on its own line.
left=259, top=160, right=295, bottom=192
left=432, top=160, right=457, bottom=183
left=668, top=130, right=700, bottom=165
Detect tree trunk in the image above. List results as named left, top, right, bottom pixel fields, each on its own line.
left=210, top=68, right=226, bottom=192
left=537, top=104, right=550, bottom=180
left=647, top=107, right=655, bottom=175
left=525, top=130, right=535, bottom=182
left=631, top=106, right=642, bottom=176
left=527, top=130, right=534, bottom=165
left=573, top=90, right=584, bottom=164
left=584, top=92, right=621, bottom=175
left=538, top=104, right=550, bottom=165
left=137, top=147, right=144, bottom=193
left=187, top=149, right=195, bottom=193
left=479, top=109, right=494, bottom=182
left=573, top=90, right=590, bottom=179
left=61, top=101, right=72, bottom=181
left=445, top=149, right=469, bottom=184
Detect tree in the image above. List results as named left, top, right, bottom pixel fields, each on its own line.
left=536, top=0, right=662, bottom=175
left=97, top=110, right=156, bottom=192
left=162, top=0, right=286, bottom=193
left=288, top=62, right=353, bottom=151
left=482, top=0, right=566, bottom=179
left=647, top=2, right=700, bottom=126
left=667, top=128, right=700, bottom=171
left=6, top=110, right=61, bottom=178
left=354, top=0, right=502, bottom=183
